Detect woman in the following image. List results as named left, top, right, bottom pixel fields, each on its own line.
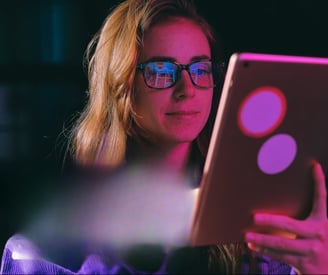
left=70, top=0, right=328, bottom=273
left=2, top=0, right=327, bottom=274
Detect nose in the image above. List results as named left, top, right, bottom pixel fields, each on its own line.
left=172, top=70, right=196, bottom=100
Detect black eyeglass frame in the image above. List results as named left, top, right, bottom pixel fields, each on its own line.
left=136, top=59, right=220, bottom=89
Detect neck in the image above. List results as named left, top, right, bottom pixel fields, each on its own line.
left=128, top=140, right=193, bottom=174
left=156, top=142, right=192, bottom=173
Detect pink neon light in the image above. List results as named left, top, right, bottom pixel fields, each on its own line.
left=237, top=86, right=287, bottom=138
left=240, top=53, right=328, bottom=65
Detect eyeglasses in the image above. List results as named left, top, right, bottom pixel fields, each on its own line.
left=137, top=60, right=216, bottom=89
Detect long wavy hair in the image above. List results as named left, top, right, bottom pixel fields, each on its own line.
left=70, top=0, right=253, bottom=273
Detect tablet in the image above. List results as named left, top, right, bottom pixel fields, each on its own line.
left=189, top=52, right=328, bottom=246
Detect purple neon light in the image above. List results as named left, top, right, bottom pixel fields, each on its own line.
left=240, top=53, right=328, bottom=64
left=238, top=87, right=286, bottom=138
left=257, top=133, right=297, bottom=175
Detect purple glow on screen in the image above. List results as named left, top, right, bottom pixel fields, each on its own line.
left=257, top=134, right=297, bottom=175
left=240, top=53, right=328, bottom=64
left=238, top=87, right=286, bottom=138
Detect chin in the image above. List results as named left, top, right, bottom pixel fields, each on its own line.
left=170, top=133, right=199, bottom=144
left=168, top=127, right=204, bottom=142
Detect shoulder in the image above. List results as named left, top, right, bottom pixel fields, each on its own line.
left=242, top=254, right=293, bottom=274
left=1, top=234, right=75, bottom=274
left=261, top=256, right=293, bottom=274
left=0, top=234, right=122, bottom=274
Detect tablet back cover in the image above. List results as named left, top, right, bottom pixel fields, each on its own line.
left=190, top=52, right=328, bottom=246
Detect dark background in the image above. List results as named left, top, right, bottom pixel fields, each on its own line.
left=1, top=0, right=328, bottom=251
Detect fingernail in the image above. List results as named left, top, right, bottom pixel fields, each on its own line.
left=247, top=242, right=260, bottom=252
left=315, top=162, right=323, bottom=172
left=314, top=162, right=325, bottom=179
left=312, top=161, right=322, bottom=171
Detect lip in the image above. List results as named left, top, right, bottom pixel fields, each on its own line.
left=166, top=110, right=200, bottom=116
left=165, top=110, right=200, bottom=120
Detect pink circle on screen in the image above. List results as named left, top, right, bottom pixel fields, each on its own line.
left=257, top=133, right=297, bottom=175
left=238, top=86, right=286, bottom=138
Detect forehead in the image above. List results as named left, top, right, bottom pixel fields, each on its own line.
left=139, top=17, right=211, bottom=63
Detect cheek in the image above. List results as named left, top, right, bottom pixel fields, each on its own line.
left=135, top=96, right=164, bottom=119
left=134, top=74, right=170, bottom=115
left=203, top=92, right=214, bottom=118
left=133, top=76, right=150, bottom=115
left=133, top=84, right=165, bottom=126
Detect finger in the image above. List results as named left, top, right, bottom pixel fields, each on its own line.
left=310, top=162, right=327, bottom=219
left=245, top=232, right=308, bottom=255
left=253, top=213, right=314, bottom=238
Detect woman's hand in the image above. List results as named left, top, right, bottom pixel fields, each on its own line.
left=245, top=162, right=328, bottom=274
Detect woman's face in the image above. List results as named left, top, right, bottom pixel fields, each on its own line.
left=134, top=17, right=214, bottom=146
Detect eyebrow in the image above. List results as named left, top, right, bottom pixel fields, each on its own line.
left=142, top=55, right=211, bottom=63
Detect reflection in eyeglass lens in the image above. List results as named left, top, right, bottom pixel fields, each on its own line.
left=144, top=61, right=213, bottom=89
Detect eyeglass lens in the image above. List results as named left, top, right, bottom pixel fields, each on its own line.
left=143, top=61, right=214, bottom=89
